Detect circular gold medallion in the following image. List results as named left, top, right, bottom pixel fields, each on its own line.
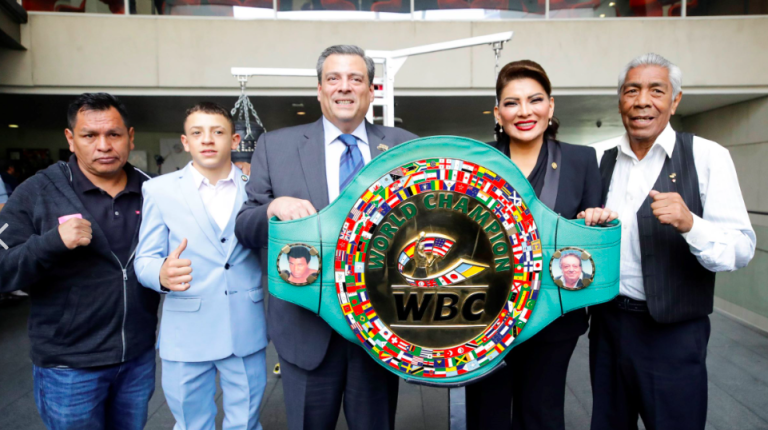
left=335, top=159, right=542, bottom=379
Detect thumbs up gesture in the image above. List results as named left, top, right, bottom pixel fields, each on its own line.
left=160, top=238, right=193, bottom=291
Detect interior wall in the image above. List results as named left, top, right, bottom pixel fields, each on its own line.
left=1, top=14, right=767, bottom=92
left=681, top=96, right=768, bottom=332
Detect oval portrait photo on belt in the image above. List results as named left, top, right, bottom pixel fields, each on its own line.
left=278, top=244, right=321, bottom=286
left=550, top=247, right=595, bottom=291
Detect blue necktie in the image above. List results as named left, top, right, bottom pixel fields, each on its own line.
left=338, top=134, right=364, bottom=192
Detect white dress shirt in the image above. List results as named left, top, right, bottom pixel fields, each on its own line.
left=601, top=123, right=756, bottom=301
left=189, top=162, right=238, bottom=232
left=323, top=117, right=371, bottom=202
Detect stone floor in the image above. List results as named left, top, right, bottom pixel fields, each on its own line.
left=1, top=300, right=767, bottom=430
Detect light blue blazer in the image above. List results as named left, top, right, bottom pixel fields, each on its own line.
left=135, top=164, right=267, bottom=363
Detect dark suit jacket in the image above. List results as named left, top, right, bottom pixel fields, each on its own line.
left=236, top=118, right=418, bottom=370
left=488, top=138, right=602, bottom=341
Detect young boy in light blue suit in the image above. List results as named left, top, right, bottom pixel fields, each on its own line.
left=135, top=102, right=267, bottom=430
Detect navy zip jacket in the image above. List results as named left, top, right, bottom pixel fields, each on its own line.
left=0, top=161, right=160, bottom=368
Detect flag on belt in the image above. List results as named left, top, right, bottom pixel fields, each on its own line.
left=378, top=174, right=394, bottom=187
left=432, top=238, right=454, bottom=256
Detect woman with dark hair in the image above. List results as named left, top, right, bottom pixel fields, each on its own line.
left=465, top=60, right=616, bottom=430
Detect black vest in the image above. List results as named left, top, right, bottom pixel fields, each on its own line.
left=600, top=132, right=716, bottom=324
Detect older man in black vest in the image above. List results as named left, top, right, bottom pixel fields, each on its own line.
left=582, top=53, right=756, bottom=430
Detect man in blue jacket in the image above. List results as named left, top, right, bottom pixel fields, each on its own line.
left=135, top=102, right=268, bottom=430
left=0, top=93, right=160, bottom=429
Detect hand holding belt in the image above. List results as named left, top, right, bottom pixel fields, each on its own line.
left=268, top=136, right=620, bottom=386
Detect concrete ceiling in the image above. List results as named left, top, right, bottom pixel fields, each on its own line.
left=2, top=92, right=764, bottom=145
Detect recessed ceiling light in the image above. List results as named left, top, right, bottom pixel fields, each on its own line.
left=599, top=13, right=606, bottom=17
left=608, top=1, right=615, bottom=6
left=8, top=124, right=19, bottom=128
left=482, top=111, right=492, bottom=114
left=296, top=112, right=306, bottom=116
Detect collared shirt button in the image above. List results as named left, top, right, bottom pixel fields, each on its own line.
left=115, top=211, right=120, bottom=216
left=225, top=263, right=230, bottom=270
left=221, top=238, right=226, bottom=243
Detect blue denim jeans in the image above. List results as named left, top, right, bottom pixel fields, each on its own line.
left=33, top=348, right=156, bottom=430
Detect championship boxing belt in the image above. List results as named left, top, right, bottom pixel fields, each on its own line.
left=268, top=136, right=620, bottom=386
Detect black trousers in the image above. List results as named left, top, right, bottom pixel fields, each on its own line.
left=279, top=330, right=400, bottom=430
left=465, top=334, right=580, bottom=430
left=589, top=302, right=710, bottom=430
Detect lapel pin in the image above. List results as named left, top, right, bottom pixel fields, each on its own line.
left=377, top=144, right=389, bottom=152
left=669, top=173, right=677, bottom=183
left=551, top=162, right=558, bottom=170
left=241, top=175, right=249, bottom=182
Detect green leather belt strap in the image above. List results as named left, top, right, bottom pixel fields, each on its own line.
left=268, top=136, right=620, bottom=385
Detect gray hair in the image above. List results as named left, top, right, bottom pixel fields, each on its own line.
left=618, top=53, right=682, bottom=99
left=316, top=45, right=375, bottom=86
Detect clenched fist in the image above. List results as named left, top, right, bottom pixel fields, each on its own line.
left=58, top=218, right=92, bottom=250
left=649, top=190, right=694, bottom=233
left=160, top=239, right=193, bottom=292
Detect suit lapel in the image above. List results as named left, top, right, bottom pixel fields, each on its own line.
left=223, top=167, right=247, bottom=261
left=299, top=119, right=330, bottom=210
left=366, top=122, right=387, bottom=160
left=540, top=139, right=561, bottom=212
left=179, top=165, right=226, bottom=257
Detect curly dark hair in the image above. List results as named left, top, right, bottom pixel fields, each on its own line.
left=287, top=246, right=312, bottom=263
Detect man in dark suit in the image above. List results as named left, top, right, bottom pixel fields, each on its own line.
left=235, top=45, right=417, bottom=430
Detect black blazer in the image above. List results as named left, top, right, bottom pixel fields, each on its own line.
left=488, top=138, right=602, bottom=341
